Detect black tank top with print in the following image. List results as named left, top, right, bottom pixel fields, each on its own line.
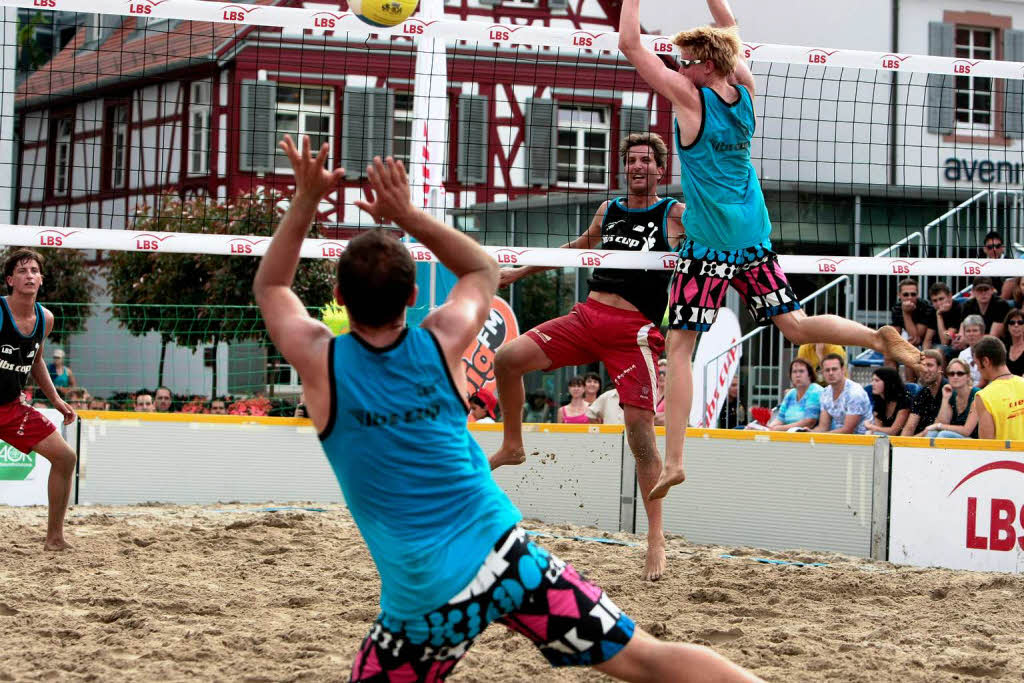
left=0, top=298, right=46, bottom=405
left=587, top=197, right=678, bottom=325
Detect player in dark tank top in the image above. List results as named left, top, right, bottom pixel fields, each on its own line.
left=0, top=249, right=78, bottom=551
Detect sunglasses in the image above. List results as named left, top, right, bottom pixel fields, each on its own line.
left=985, top=243, right=1004, bottom=249
left=679, top=58, right=705, bottom=68
left=900, top=292, right=918, bottom=298
left=1009, top=319, right=1024, bottom=326
left=947, top=371, right=968, bottom=377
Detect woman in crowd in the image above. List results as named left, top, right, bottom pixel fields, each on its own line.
left=925, top=358, right=979, bottom=439
left=863, top=366, right=911, bottom=436
left=582, top=372, right=602, bottom=404
left=1003, top=309, right=1024, bottom=376
left=749, top=358, right=822, bottom=431
left=557, top=376, right=590, bottom=424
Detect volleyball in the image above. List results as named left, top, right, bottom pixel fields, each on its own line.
left=348, top=0, right=419, bottom=27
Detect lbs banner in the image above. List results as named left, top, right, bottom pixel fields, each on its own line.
left=890, top=446, right=1024, bottom=572
left=0, top=409, right=64, bottom=506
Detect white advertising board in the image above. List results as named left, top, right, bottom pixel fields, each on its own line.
left=890, top=447, right=1024, bottom=572
left=0, top=409, right=63, bottom=506
left=690, top=308, right=742, bottom=427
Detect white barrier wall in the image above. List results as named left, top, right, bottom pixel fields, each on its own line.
left=890, top=442, right=1024, bottom=573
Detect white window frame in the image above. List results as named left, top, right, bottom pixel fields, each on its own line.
left=85, top=13, right=103, bottom=44
left=144, top=16, right=175, bottom=32
left=556, top=104, right=610, bottom=189
left=274, top=85, right=334, bottom=174
left=110, top=104, right=129, bottom=190
left=392, top=92, right=415, bottom=165
left=188, top=80, right=212, bottom=176
left=53, top=118, right=72, bottom=197
left=954, top=26, right=995, bottom=133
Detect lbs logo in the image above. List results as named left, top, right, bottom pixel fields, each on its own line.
left=807, top=49, right=838, bottom=65
left=401, top=18, right=437, bottom=35
left=311, top=12, right=347, bottom=29
left=408, top=246, right=434, bottom=262
left=222, top=5, right=259, bottom=22
left=890, top=259, right=919, bottom=275
left=227, top=237, right=267, bottom=255
left=961, top=260, right=990, bottom=276
left=578, top=251, right=608, bottom=267
left=742, top=43, right=762, bottom=60
left=815, top=257, right=847, bottom=273
left=661, top=254, right=679, bottom=270
left=881, top=54, right=910, bottom=70
left=132, top=233, right=172, bottom=251
left=493, top=248, right=528, bottom=265
left=36, top=229, right=78, bottom=247
left=952, top=460, right=1024, bottom=552
left=126, top=0, right=166, bottom=15
left=651, top=38, right=674, bottom=54
left=570, top=31, right=604, bottom=48
left=953, top=60, right=980, bottom=75
left=486, top=24, right=524, bottom=42
left=33, top=0, right=56, bottom=7
left=320, top=241, right=346, bottom=258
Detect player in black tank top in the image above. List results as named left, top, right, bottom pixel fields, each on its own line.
left=0, top=250, right=78, bottom=551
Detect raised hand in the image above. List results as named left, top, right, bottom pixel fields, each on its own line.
left=354, top=157, right=414, bottom=225
left=279, top=134, right=344, bottom=203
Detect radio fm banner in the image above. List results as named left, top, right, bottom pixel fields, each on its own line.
left=462, top=296, right=518, bottom=400
left=890, top=446, right=1024, bottom=573
left=690, top=308, right=742, bottom=428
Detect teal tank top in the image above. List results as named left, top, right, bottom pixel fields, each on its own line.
left=318, top=327, right=521, bottom=619
left=674, top=85, right=773, bottom=252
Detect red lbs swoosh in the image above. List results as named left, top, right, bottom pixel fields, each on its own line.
left=948, top=460, right=1024, bottom=496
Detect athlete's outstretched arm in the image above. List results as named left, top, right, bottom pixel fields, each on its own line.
left=354, top=157, right=497, bottom=372
left=705, top=0, right=756, bottom=96
left=498, top=201, right=607, bottom=287
left=618, top=0, right=696, bottom=109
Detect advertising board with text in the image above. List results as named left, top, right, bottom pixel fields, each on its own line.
left=0, top=409, right=63, bottom=506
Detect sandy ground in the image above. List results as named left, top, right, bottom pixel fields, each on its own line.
left=2, top=504, right=1024, bottom=682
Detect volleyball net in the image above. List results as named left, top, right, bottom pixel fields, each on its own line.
left=4, top=1, right=1024, bottom=415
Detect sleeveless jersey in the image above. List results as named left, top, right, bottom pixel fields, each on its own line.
left=977, top=376, right=1024, bottom=441
left=0, top=299, right=45, bottom=405
left=587, top=197, right=678, bottom=325
left=319, top=327, right=521, bottom=619
left=674, top=85, right=772, bottom=252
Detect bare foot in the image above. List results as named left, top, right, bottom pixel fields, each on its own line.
left=877, top=326, right=925, bottom=373
left=645, top=541, right=666, bottom=581
left=489, top=443, right=526, bottom=470
left=44, top=538, right=71, bottom=552
left=648, top=464, right=686, bottom=501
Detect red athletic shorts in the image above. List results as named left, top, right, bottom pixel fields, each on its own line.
left=0, top=401, right=57, bottom=453
left=525, top=298, right=664, bottom=411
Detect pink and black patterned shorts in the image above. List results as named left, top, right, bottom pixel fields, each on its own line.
left=668, top=239, right=800, bottom=331
left=349, top=526, right=635, bottom=681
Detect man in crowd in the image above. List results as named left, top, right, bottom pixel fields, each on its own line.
left=814, top=354, right=872, bottom=434
left=66, top=387, right=90, bottom=412
left=588, top=386, right=626, bottom=425
left=974, top=336, right=1024, bottom=440
left=928, top=281, right=964, bottom=361
left=87, top=396, right=108, bottom=411
left=209, top=397, right=228, bottom=415
left=154, top=386, right=174, bottom=412
left=961, top=276, right=1009, bottom=339
left=134, top=391, right=155, bottom=412
left=891, top=279, right=934, bottom=349
left=957, top=315, right=986, bottom=387
left=980, top=231, right=1018, bottom=300
left=717, top=375, right=746, bottom=428
left=901, top=350, right=948, bottom=436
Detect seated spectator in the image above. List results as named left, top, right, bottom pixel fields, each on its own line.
left=46, top=348, right=76, bottom=397
left=209, top=397, right=228, bottom=415
left=1013, top=276, right=1024, bottom=311
left=582, top=372, right=602, bottom=405
left=718, top=375, right=746, bottom=428
left=749, top=358, right=821, bottom=431
left=980, top=231, right=1018, bottom=300
left=154, top=386, right=174, bottom=413
left=957, top=315, right=986, bottom=386
left=863, top=367, right=911, bottom=436
left=890, top=278, right=934, bottom=348
left=928, top=281, right=964, bottom=361
left=901, top=350, right=948, bottom=436
left=557, top=376, right=589, bottom=424
left=586, top=386, right=624, bottom=425
left=815, top=354, right=872, bottom=434
left=796, top=343, right=846, bottom=381
left=924, top=358, right=979, bottom=439
left=469, top=388, right=498, bottom=424
left=522, top=390, right=555, bottom=423
left=974, top=335, right=1024, bottom=440
left=961, top=276, right=1010, bottom=339
left=87, top=396, right=108, bottom=411
left=66, top=387, right=90, bottom=413
left=1004, top=309, right=1024, bottom=376
left=654, top=360, right=667, bottom=426
left=134, top=391, right=155, bottom=412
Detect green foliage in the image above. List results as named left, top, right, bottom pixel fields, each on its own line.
left=0, top=246, right=97, bottom=343
left=17, top=12, right=51, bottom=74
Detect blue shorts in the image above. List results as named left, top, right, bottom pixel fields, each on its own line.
left=349, top=526, right=635, bottom=681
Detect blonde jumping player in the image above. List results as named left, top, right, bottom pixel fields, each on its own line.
left=618, top=0, right=924, bottom=500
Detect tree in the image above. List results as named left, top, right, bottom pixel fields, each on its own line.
left=0, top=246, right=97, bottom=344
left=105, top=192, right=334, bottom=392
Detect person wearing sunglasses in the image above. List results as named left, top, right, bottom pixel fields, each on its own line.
left=1003, top=310, right=1024, bottom=377
left=924, top=359, right=979, bottom=439
left=980, top=231, right=1018, bottom=301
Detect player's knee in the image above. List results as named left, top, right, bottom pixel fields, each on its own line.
left=494, top=344, right=518, bottom=373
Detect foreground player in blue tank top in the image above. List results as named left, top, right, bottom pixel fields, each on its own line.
left=619, top=0, right=926, bottom=500
left=254, top=135, right=760, bottom=682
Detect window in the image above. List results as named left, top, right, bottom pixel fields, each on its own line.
left=106, top=103, right=129, bottom=190
left=188, top=80, right=211, bottom=176
left=144, top=16, right=175, bottom=32
left=275, top=86, right=333, bottom=172
left=52, top=118, right=72, bottom=197
left=84, top=13, right=103, bottom=44
left=393, top=92, right=414, bottom=164
left=556, top=105, right=609, bottom=187
left=954, top=27, right=994, bottom=128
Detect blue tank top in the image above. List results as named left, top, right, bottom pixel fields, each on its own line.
left=319, top=326, right=521, bottom=619
left=674, top=85, right=773, bottom=252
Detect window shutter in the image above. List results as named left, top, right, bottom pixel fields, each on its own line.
left=548, top=0, right=568, bottom=8
left=239, top=80, right=276, bottom=173
left=926, top=21, right=955, bottom=135
left=457, top=94, right=488, bottom=184
left=342, top=87, right=394, bottom=179
left=1005, top=30, right=1024, bottom=139
left=525, top=98, right=557, bottom=186
left=620, top=106, right=650, bottom=136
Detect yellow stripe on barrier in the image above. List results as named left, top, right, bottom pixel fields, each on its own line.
left=686, top=428, right=877, bottom=446
left=889, top=436, right=1024, bottom=451
left=468, top=422, right=626, bottom=435
left=76, top=410, right=313, bottom=427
